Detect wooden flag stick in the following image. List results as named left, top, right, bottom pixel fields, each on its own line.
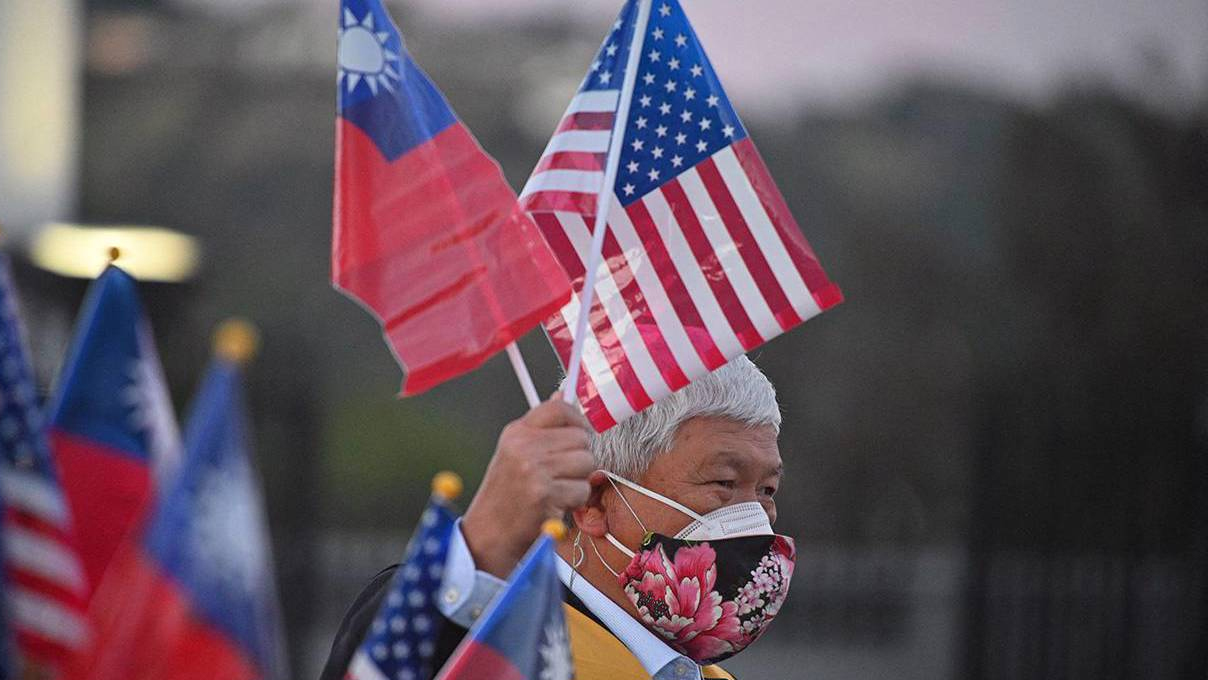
left=506, top=341, right=540, bottom=408
left=562, top=0, right=653, bottom=405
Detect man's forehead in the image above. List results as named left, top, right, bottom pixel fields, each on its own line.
left=704, top=448, right=784, bottom=477
left=672, top=418, right=782, bottom=470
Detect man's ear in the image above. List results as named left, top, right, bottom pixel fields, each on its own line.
left=572, top=470, right=611, bottom=539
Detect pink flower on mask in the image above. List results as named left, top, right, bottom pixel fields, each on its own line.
left=620, top=542, right=746, bottom=661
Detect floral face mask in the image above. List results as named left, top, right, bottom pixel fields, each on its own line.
left=588, top=472, right=796, bottom=665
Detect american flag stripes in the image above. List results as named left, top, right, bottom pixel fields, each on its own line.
left=0, top=256, right=89, bottom=671
left=523, top=0, right=842, bottom=431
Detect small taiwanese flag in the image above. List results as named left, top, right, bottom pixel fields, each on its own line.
left=434, top=528, right=572, bottom=680
left=333, top=0, right=572, bottom=396
left=68, top=322, right=287, bottom=680
left=46, top=264, right=182, bottom=594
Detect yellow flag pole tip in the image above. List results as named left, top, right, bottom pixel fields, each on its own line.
left=431, top=471, right=464, bottom=501
left=213, top=318, right=260, bottom=365
left=541, top=519, right=568, bottom=541
left=107, top=246, right=121, bottom=263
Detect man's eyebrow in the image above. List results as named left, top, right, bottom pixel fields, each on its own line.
left=708, top=451, right=784, bottom=478
left=707, top=450, right=744, bottom=467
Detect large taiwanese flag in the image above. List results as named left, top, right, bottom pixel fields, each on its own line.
left=333, top=0, right=572, bottom=396
left=434, top=534, right=572, bottom=680
left=521, top=0, right=842, bottom=430
left=68, top=340, right=287, bottom=680
left=46, top=265, right=181, bottom=594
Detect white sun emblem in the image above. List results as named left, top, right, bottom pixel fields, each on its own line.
left=189, top=456, right=270, bottom=596
left=123, top=322, right=182, bottom=483
left=338, top=9, right=401, bottom=95
left=538, top=623, right=572, bottom=680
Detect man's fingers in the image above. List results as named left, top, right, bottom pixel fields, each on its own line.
left=538, top=426, right=591, bottom=453
left=548, top=479, right=592, bottom=512
left=523, top=398, right=587, bottom=429
left=544, top=446, right=597, bottom=480
left=538, top=391, right=592, bottom=431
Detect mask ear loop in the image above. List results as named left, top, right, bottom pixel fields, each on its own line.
left=588, top=534, right=624, bottom=578
left=604, top=473, right=649, bottom=534
left=569, top=530, right=586, bottom=589
left=604, top=470, right=707, bottom=525
left=575, top=474, right=642, bottom=582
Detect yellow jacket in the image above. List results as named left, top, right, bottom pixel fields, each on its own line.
left=565, top=604, right=735, bottom=680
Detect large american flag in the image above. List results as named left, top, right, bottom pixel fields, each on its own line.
left=0, top=257, right=89, bottom=671
left=521, top=0, right=843, bottom=430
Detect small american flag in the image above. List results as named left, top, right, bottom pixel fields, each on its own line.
left=346, top=494, right=457, bottom=680
left=522, top=0, right=842, bottom=430
left=0, top=256, right=89, bottom=671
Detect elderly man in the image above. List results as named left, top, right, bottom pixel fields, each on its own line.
left=322, top=356, right=795, bottom=680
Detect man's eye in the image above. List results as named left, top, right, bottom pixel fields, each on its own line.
left=761, top=486, right=777, bottom=497
left=712, top=480, right=736, bottom=489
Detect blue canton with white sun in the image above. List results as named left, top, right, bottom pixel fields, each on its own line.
left=337, top=0, right=456, bottom=161
left=338, top=0, right=405, bottom=109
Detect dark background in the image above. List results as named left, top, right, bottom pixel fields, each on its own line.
left=6, top=1, right=1207, bottom=678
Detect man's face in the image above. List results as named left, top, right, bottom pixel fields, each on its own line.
left=606, top=416, right=783, bottom=550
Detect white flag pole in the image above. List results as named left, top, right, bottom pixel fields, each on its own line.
left=506, top=341, right=541, bottom=408
left=561, top=0, right=653, bottom=405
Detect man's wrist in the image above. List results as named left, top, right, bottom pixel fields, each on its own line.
left=461, top=510, right=526, bottom=579
left=438, top=520, right=506, bottom=628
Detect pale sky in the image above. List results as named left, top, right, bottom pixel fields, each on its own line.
left=405, top=0, right=1208, bottom=112
left=167, top=0, right=1208, bottom=114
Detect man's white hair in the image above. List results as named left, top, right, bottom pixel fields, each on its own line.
left=564, top=355, right=781, bottom=478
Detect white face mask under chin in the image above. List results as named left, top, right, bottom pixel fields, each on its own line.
left=589, top=470, right=774, bottom=577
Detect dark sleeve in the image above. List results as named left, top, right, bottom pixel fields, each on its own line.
left=319, top=566, right=397, bottom=680
left=318, top=565, right=470, bottom=680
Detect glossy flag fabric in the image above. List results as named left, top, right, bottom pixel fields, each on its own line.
left=434, top=535, right=572, bottom=680
left=521, top=0, right=842, bottom=430
left=0, top=255, right=89, bottom=672
left=69, top=356, right=286, bottom=680
left=333, top=0, right=572, bottom=396
left=46, top=265, right=182, bottom=592
left=346, top=493, right=457, bottom=680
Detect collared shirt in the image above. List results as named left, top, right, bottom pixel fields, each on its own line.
left=437, top=522, right=702, bottom=680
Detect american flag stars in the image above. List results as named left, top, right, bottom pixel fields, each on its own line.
left=613, top=3, right=747, bottom=204
left=578, top=2, right=636, bottom=95
left=349, top=496, right=457, bottom=680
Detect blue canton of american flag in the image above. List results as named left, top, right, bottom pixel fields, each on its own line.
left=611, top=3, right=747, bottom=203
left=0, top=255, right=89, bottom=670
left=521, top=0, right=842, bottom=431
left=347, top=495, right=457, bottom=680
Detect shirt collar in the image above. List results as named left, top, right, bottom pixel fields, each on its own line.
left=555, top=555, right=699, bottom=680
